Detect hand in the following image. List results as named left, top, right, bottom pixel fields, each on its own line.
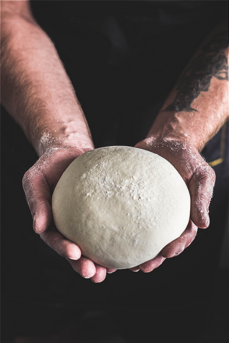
left=22, top=146, right=115, bottom=283
left=129, top=137, right=216, bottom=273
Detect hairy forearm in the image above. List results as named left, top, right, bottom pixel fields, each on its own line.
left=1, top=14, right=93, bottom=156
left=148, top=24, right=229, bottom=151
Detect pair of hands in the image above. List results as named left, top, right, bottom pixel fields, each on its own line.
left=22, top=138, right=215, bottom=283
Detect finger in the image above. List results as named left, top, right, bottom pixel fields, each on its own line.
left=107, top=268, right=117, bottom=274
left=91, top=264, right=107, bottom=283
left=160, top=220, right=198, bottom=258
left=129, top=266, right=140, bottom=272
left=66, top=256, right=96, bottom=279
left=22, top=168, right=52, bottom=234
left=139, top=255, right=166, bottom=273
left=189, top=164, right=215, bottom=228
left=40, top=229, right=81, bottom=260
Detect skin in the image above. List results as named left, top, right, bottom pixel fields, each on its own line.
left=1, top=1, right=228, bottom=286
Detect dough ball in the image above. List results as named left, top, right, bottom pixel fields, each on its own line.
left=52, top=146, right=190, bottom=269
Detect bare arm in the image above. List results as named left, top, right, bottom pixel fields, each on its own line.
left=1, top=0, right=93, bottom=155
left=147, top=24, right=228, bottom=152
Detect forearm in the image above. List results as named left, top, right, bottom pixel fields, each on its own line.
left=148, top=24, right=228, bottom=152
left=1, top=12, right=93, bottom=156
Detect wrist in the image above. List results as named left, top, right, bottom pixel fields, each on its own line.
left=22, top=102, right=94, bottom=156
left=146, top=110, right=203, bottom=151
left=147, top=106, right=228, bottom=152
left=136, top=135, right=198, bottom=155
left=20, top=98, right=94, bottom=156
left=28, top=115, right=94, bottom=157
left=36, top=131, right=94, bottom=157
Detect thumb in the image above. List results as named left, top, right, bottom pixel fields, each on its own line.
left=22, top=168, right=52, bottom=234
left=189, top=164, right=215, bottom=228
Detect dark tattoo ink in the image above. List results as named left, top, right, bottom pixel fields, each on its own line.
left=163, top=30, right=229, bottom=113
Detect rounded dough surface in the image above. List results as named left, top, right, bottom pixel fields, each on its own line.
left=52, top=146, right=190, bottom=269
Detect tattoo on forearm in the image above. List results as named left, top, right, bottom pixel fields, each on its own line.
left=163, top=30, right=229, bottom=113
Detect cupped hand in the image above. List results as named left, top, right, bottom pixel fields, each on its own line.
left=131, top=137, right=216, bottom=273
left=22, top=145, right=113, bottom=283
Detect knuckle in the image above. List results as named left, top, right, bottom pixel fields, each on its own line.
left=22, top=165, right=42, bottom=191
left=22, top=171, right=34, bottom=205
left=22, top=170, right=30, bottom=189
left=194, top=163, right=215, bottom=186
left=22, top=167, right=36, bottom=188
left=22, top=169, right=36, bottom=203
left=209, top=166, right=216, bottom=182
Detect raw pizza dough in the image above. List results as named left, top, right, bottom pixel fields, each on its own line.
left=52, top=146, right=190, bottom=269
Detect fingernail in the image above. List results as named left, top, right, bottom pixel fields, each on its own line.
left=82, top=271, right=95, bottom=279
left=107, top=268, right=117, bottom=274
left=132, top=269, right=140, bottom=272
